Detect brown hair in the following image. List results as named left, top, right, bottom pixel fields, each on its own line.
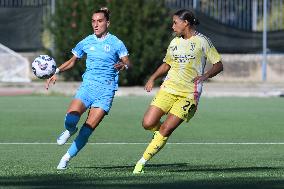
left=93, top=7, right=110, bottom=21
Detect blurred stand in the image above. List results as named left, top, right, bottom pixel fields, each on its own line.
left=0, top=81, right=283, bottom=97
left=0, top=0, right=283, bottom=97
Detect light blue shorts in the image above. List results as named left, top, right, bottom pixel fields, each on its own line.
left=74, top=83, right=115, bottom=113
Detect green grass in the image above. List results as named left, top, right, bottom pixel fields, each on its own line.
left=0, top=95, right=284, bottom=189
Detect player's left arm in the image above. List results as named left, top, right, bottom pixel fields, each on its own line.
left=114, top=56, right=131, bottom=71
left=193, top=37, right=224, bottom=83
left=193, top=61, right=223, bottom=83
left=114, top=40, right=131, bottom=71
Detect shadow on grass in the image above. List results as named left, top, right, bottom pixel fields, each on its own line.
left=0, top=163, right=283, bottom=189
left=77, top=163, right=282, bottom=174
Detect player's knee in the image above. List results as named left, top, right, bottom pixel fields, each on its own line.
left=142, top=118, right=155, bottom=130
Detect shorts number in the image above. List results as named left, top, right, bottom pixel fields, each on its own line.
left=182, top=101, right=191, bottom=111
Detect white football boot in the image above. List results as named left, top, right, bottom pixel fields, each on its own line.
left=57, top=128, right=78, bottom=145
left=57, top=153, right=71, bottom=170
left=57, top=158, right=69, bottom=170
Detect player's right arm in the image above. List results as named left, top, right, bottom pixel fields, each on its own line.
left=144, top=63, right=170, bottom=92
left=45, top=55, right=78, bottom=90
left=56, top=55, right=78, bottom=73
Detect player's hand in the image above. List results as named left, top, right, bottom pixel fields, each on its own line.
left=192, top=75, right=208, bottom=83
left=144, top=79, right=154, bottom=92
left=45, top=74, right=57, bottom=90
left=114, top=62, right=128, bottom=71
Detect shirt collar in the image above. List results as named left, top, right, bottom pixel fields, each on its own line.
left=93, top=32, right=110, bottom=41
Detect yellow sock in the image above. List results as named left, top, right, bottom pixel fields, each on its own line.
left=150, top=122, right=161, bottom=132
left=142, top=131, right=168, bottom=161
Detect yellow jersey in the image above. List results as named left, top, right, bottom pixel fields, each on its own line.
left=161, top=32, right=221, bottom=100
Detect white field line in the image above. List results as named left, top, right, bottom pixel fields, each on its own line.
left=0, top=142, right=284, bottom=145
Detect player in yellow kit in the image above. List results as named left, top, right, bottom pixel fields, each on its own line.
left=133, top=9, right=224, bottom=174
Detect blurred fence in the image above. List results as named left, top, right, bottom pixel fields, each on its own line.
left=0, top=0, right=50, bottom=7
left=166, top=0, right=284, bottom=31
left=0, top=0, right=52, bottom=15
left=4, top=0, right=283, bottom=32
left=0, top=0, right=53, bottom=51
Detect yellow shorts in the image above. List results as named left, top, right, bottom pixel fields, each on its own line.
left=151, top=90, right=197, bottom=122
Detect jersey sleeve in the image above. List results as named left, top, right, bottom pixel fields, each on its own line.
left=163, top=39, right=175, bottom=66
left=71, top=40, right=85, bottom=58
left=163, top=47, right=172, bottom=65
left=117, top=41, right=129, bottom=58
left=203, top=37, right=221, bottom=64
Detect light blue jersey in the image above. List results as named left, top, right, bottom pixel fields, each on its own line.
left=72, top=33, right=128, bottom=90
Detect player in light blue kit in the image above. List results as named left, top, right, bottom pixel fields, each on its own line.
left=46, top=7, right=131, bottom=170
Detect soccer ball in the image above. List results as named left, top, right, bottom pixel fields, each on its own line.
left=32, top=55, right=57, bottom=79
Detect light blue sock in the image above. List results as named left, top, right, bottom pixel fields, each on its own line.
left=68, top=124, right=94, bottom=157
left=64, top=113, right=80, bottom=132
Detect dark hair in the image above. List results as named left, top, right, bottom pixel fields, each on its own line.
left=174, top=9, right=200, bottom=26
left=93, top=7, right=110, bottom=21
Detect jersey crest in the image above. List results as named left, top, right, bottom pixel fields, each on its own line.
left=104, top=44, right=111, bottom=52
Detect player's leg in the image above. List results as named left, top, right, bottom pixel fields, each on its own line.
left=67, top=89, right=113, bottom=155
left=133, top=114, right=183, bottom=174
left=67, top=108, right=105, bottom=156
left=145, top=114, right=183, bottom=159
left=65, top=99, right=87, bottom=131
left=133, top=106, right=166, bottom=173
left=142, top=90, right=174, bottom=131
left=57, top=99, right=87, bottom=145
left=133, top=96, right=197, bottom=173
left=133, top=90, right=174, bottom=173
left=159, top=97, right=197, bottom=137
left=142, top=105, right=165, bottom=131
left=57, top=87, right=114, bottom=170
left=57, top=107, right=106, bottom=170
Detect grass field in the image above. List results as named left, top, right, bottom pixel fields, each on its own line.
left=0, top=95, right=284, bottom=189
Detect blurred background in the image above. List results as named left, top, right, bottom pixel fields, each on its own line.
left=1, top=2, right=284, bottom=187
left=0, top=0, right=283, bottom=96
